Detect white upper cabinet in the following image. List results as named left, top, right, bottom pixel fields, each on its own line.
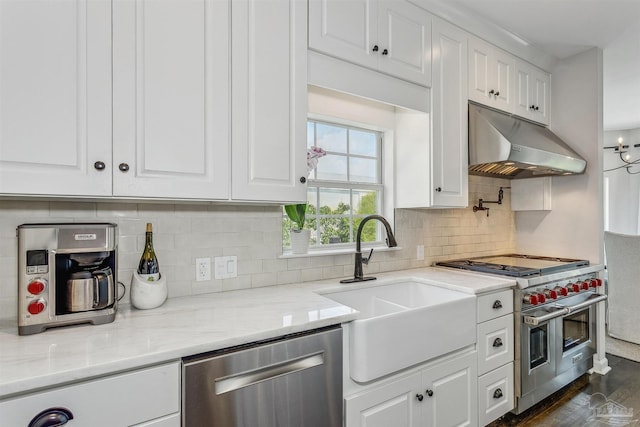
left=431, top=18, right=469, bottom=207
left=395, top=17, right=468, bottom=209
left=112, top=0, right=230, bottom=199
left=514, top=60, right=550, bottom=125
left=309, top=0, right=431, bottom=86
left=0, top=0, right=112, bottom=196
left=468, top=38, right=514, bottom=113
left=231, top=0, right=307, bottom=203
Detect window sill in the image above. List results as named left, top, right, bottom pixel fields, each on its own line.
left=279, top=245, right=403, bottom=259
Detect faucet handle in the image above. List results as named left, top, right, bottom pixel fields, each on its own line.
left=362, top=248, right=374, bottom=265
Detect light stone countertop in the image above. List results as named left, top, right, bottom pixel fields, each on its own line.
left=0, top=267, right=515, bottom=400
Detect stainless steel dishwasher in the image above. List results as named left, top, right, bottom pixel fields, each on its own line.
left=182, top=326, right=343, bottom=427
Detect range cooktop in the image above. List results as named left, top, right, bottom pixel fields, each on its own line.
left=436, top=254, right=590, bottom=278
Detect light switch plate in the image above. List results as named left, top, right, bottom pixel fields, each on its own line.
left=215, top=256, right=238, bottom=279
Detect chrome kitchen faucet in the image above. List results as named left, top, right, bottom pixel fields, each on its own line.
left=340, top=215, right=398, bottom=284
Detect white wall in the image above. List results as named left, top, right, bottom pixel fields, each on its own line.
left=516, top=48, right=604, bottom=264
left=603, top=128, right=640, bottom=234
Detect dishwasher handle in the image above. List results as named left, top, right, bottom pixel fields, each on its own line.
left=215, top=352, right=324, bottom=395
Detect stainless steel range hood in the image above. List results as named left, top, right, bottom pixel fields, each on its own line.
left=468, top=102, right=587, bottom=179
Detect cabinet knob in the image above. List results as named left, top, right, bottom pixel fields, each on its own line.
left=416, top=393, right=424, bottom=401
left=382, top=48, right=388, bottom=55
left=28, top=407, right=74, bottom=427
left=299, top=176, right=306, bottom=184
left=493, top=337, right=503, bottom=348
left=426, top=389, right=434, bottom=397
left=489, top=89, right=495, bottom=95
left=435, top=187, right=442, bottom=192
left=492, top=300, right=503, bottom=309
left=493, top=388, right=503, bottom=399
left=495, top=91, right=500, bottom=97
left=535, top=106, right=539, bottom=111
left=118, top=163, right=130, bottom=172
left=372, top=45, right=379, bottom=52
left=93, top=161, right=106, bottom=171
left=530, top=105, right=536, bottom=110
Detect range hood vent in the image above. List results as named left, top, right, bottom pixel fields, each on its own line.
left=468, top=102, right=587, bottom=179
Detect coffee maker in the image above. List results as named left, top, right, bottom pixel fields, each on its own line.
left=17, top=223, right=118, bottom=335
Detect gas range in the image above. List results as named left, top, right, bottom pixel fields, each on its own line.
left=436, top=254, right=606, bottom=415
left=436, top=254, right=603, bottom=290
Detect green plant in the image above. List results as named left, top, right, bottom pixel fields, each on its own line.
left=284, top=203, right=307, bottom=231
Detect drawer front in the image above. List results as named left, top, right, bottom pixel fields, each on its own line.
left=477, top=289, right=513, bottom=323
left=478, top=362, right=514, bottom=426
left=1, top=362, right=180, bottom=427
left=477, top=314, right=514, bottom=375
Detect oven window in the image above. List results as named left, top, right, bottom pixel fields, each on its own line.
left=530, top=324, right=548, bottom=369
left=563, top=308, right=590, bottom=352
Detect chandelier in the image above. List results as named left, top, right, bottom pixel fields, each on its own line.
left=604, top=137, right=640, bottom=174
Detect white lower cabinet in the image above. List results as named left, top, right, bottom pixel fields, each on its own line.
left=0, top=362, right=180, bottom=427
left=478, top=362, right=514, bottom=427
left=345, top=350, right=478, bottom=427
left=476, top=290, right=515, bottom=426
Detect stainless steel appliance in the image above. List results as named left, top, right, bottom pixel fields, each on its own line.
left=437, top=254, right=606, bottom=414
left=17, top=223, right=118, bottom=335
left=182, top=326, right=342, bottom=427
left=468, top=102, right=587, bottom=178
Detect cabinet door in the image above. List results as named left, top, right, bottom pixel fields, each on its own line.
left=431, top=18, right=468, bottom=207
left=514, top=61, right=550, bottom=125
left=0, top=0, right=112, bottom=196
left=345, top=372, right=422, bottom=427
left=231, top=0, right=307, bottom=202
left=468, top=38, right=513, bottom=112
left=308, top=0, right=378, bottom=70
left=423, top=352, right=478, bottom=427
left=531, top=68, right=550, bottom=125
left=112, top=0, right=229, bottom=199
left=377, top=1, right=431, bottom=86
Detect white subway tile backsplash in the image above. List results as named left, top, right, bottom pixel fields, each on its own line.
left=0, top=175, right=516, bottom=320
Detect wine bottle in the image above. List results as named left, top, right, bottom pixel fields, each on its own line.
left=138, top=223, right=160, bottom=281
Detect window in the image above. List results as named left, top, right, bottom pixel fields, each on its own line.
left=284, top=120, right=386, bottom=251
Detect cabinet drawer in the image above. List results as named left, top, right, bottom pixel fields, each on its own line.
left=478, top=362, right=514, bottom=426
left=477, top=314, right=514, bottom=375
left=0, top=362, right=180, bottom=427
left=477, top=289, right=513, bottom=323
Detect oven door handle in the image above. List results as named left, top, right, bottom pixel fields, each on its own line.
left=564, top=294, right=608, bottom=313
left=524, top=307, right=569, bottom=326
left=523, top=294, right=608, bottom=326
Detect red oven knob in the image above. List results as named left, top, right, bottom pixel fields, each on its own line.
left=537, top=293, right=546, bottom=303
left=554, top=286, right=568, bottom=297
left=27, top=299, right=46, bottom=315
left=589, top=279, right=598, bottom=288
left=566, top=283, right=580, bottom=293
left=523, top=294, right=539, bottom=305
left=543, top=289, right=558, bottom=299
left=596, top=278, right=603, bottom=287
left=27, top=279, right=47, bottom=295
left=581, top=281, right=590, bottom=290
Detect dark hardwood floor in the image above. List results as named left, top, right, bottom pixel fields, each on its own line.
left=488, top=354, right=640, bottom=427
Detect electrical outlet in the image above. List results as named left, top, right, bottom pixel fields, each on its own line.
left=196, top=257, right=211, bottom=281
left=417, top=245, right=425, bottom=261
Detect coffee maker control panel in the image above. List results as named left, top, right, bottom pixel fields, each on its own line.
left=26, top=249, right=49, bottom=275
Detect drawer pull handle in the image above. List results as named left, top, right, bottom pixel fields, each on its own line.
left=493, top=388, right=503, bottom=399
left=493, top=338, right=503, bottom=348
left=28, top=407, right=74, bottom=427
left=492, top=300, right=503, bottom=309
